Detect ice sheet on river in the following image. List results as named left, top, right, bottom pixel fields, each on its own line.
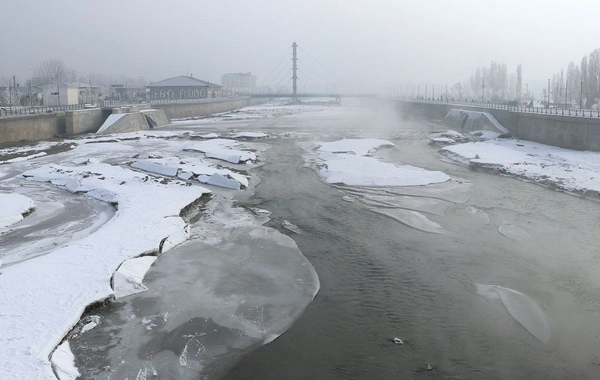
left=475, top=284, right=551, bottom=343
left=318, top=152, right=449, bottom=187
left=368, top=207, right=444, bottom=234
left=69, top=199, right=319, bottom=379
left=0, top=161, right=209, bottom=380
left=0, top=192, right=35, bottom=228
left=442, top=138, right=600, bottom=195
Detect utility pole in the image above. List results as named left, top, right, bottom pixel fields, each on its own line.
left=292, top=42, right=298, bottom=101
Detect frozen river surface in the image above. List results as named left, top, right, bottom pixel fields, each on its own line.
left=2, top=99, right=600, bottom=379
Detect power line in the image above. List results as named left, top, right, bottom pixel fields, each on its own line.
left=298, top=46, right=344, bottom=82
left=257, top=46, right=292, bottom=89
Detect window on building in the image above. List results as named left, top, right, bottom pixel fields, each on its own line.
left=167, top=90, right=174, bottom=99
left=194, top=89, right=199, bottom=97
left=188, top=89, right=193, bottom=97
left=180, top=89, right=185, bottom=99
left=154, top=91, right=158, bottom=98
left=160, top=90, right=165, bottom=98
left=200, top=89, right=206, bottom=97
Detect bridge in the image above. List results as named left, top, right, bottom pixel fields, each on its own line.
left=251, top=42, right=345, bottom=102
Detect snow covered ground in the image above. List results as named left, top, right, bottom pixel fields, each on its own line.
left=171, top=98, right=337, bottom=124
left=439, top=132, right=600, bottom=195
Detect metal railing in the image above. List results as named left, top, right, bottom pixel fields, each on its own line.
left=396, top=96, right=600, bottom=119
left=0, top=103, right=93, bottom=117
left=101, top=96, right=243, bottom=108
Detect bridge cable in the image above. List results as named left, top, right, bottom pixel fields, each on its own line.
left=257, top=46, right=292, bottom=89
left=297, top=68, right=324, bottom=90
left=263, top=60, right=292, bottom=90
left=272, top=68, right=293, bottom=91
left=298, top=59, right=340, bottom=92
left=298, top=46, right=345, bottom=82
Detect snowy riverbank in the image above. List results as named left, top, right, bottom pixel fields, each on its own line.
left=438, top=132, right=600, bottom=196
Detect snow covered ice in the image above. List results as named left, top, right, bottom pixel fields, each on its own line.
left=0, top=128, right=281, bottom=380
left=0, top=192, right=35, bottom=228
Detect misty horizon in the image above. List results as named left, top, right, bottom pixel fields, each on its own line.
left=2, top=0, right=600, bottom=94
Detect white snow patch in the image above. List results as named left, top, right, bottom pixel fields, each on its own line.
left=205, top=148, right=256, bottom=164
left=131, top=161, right=178, bottom=177
left=317, top=138, right=394, bottom=155
left=442, top=139, right=600, bottom=194
left=319, top=152, right=450, bottom=187
left=113, top=256, right=158, bottom=298
left=0, top=192, right=35, bottom=228
left=231, top=132, right=269, bottom=139
left=50, top=341, right=80, bottom=380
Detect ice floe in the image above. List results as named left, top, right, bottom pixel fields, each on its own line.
left=0, top=161, right=209, bottom=379
left=475, top=284, right=551, bottom=343
left=442, top=139, right=600, bottom=195
left=50, top=341, right=81, bottom=380
left=0, top=192, right=35, bottom=228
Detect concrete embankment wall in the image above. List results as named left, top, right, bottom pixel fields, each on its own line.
left=395, top=100, right=600, bottom=151
left=0, top=97, right=266, bottom=144
left=0, top=113, right=66, bottom=144
left=152, top=97, right=265, bottom=119
left=66, top=108, right=110, bottom=135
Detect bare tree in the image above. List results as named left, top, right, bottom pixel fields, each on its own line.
left=32, top=59, right=76, bottom=86
left=516, top=64, right=522, bottom=101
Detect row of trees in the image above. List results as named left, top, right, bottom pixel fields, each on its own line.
left=550, top=48, right=600, bottom=109
left=463, top=62, right=524, bottom=103
left=1, top=59, right=149, bottom=105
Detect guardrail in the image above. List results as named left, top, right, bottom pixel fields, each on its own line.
left=396, top=96, right=600, bottom=119
left=0, top=103, right=93, bottom=117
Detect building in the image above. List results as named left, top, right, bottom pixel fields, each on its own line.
left=109, top=84, right=148, bottom=101
left=145, top=75, right=222, bottom=100
left=42, top=82, right=99, bottom=106
left=221, top=72, right=257, bottom=95
left=15, top=86, right=43, bottom=106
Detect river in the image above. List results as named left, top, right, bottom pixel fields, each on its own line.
left=69, top=99, right=600, bottom=379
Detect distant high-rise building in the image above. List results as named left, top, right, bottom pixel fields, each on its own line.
left=221, top=72, right=257, bottom=95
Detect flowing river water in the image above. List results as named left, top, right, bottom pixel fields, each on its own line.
left=70, top=100, right=600, bottom=379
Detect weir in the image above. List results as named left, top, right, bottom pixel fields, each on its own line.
left=394, top=99, right=600, bottom=151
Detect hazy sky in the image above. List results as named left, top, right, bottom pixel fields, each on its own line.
left=2, top=0, right=600, bottom=91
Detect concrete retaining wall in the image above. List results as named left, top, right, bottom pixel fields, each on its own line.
left=0, top=97, right=264, bottom=144
left=152, top=97, right=264, bottom=119
left=396, top=100, right=600, bottom=151
left=66, top=108, right=109, bottom=135
left=0, top=113, right=66, bottom=144
left=141, top=109, right=169, bottom=128
left=96, top=112, right=150, bottom=135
